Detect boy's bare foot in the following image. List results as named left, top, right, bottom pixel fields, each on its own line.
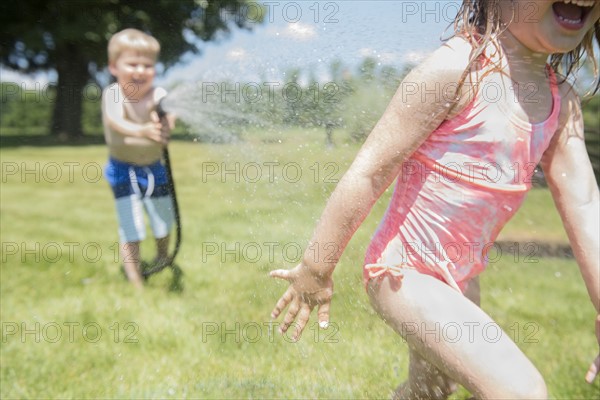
left=123, top=263, right=144, bottom=289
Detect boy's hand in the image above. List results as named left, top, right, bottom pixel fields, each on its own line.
left=143, top=111, right=169, bottom=145
left=585, top=314, right=600, bottom=383
left=269, top=263, right=333, bottom=341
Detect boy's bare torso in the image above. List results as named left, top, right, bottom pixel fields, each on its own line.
left=103, top=83, right=163, bottom=165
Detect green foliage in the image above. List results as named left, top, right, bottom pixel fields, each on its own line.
left=0, top=0, right=264, bottom=71
left=340, top=78, right=390, bottom=143
left=230, top=58, right=406, bottom=145
left=0, top=0, right=264, bottom=138
left=1, top=82, right=103, bottom=136
left=0, top=82, right=52, bottom=134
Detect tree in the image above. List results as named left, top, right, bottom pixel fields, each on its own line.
left=302, top=65, right=349, bottom=147
left=0, top=0, right=263, bottom=139
left=340, top=58, right=406, bottom=143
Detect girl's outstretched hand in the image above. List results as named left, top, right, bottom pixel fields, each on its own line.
left=585, top=314, right=600, bottom=383
left=270, top=264, right=333, bottom=341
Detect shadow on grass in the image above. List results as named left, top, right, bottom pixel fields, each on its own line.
left=120, top=262, right=185, bottom=293
left=1, top=134, right=106, bottom=148
left=0, top=133, right=198, bottom=148
left=166, top=264, right=184, bottom=293
left=495, top=240, right=573, bottom=258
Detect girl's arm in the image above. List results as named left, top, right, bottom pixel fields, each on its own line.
left=540, top=84, right=600, bottom=382
left=270, top=38, right=473, bottom=339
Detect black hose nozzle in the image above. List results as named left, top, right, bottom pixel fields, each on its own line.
left=156, top=98, right=167, bottom=120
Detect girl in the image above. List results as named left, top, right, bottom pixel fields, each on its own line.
left=269, top=0, right=600, bottom=398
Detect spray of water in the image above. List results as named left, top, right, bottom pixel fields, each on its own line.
left=160, top=82, right=278, bottom=144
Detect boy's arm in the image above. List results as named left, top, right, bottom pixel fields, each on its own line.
left=153, top=86, right=176, bottom=139
left=541, top=85, right=600, bottom=382
left=270, top=37, right=474, bottom=338
left=102, top=87, right=165, bottom=144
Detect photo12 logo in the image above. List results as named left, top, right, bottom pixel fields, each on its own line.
left=261, top=2, right=340, bottom=24
left=200, top=320, right=339, bottom=344
left=200, top=161, right=339, bottom=184
left=200, top=241, right=340, bottom=265
left=2, top=321, right=139, bottom=344
left=197, top=81, right=340, bottom=105
left=399, top=321, right=540, bottom=344
left=1, top=162, right=103, bottom=184
left=1, top=82, right=102, bottom=104
left=1, top=241, right=129, bottom=265
left=398, top=2, right=539, bottom=24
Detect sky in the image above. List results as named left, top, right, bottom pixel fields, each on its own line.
left=157, top=0, right=462, bottom=86
left=0, top=0, right=462, bottom=87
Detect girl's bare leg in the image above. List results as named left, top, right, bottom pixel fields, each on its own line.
left=368, top=270, right=546, bottom=399
left=393, top=279, right=480, bottom=400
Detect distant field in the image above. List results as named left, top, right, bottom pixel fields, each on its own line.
left=1, top=129, right=598, bottom=398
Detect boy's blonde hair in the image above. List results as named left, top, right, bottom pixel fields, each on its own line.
left=451, top=0, right=600, bottom=95
left=108, top=28, right=160, bottom=64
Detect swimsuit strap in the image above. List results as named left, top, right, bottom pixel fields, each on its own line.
left=365, top=262, right=463, bottom=293
left=364, top=263, right=414, bottom=279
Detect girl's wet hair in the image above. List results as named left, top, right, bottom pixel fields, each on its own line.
left=451, top=0, right=600, bottom=95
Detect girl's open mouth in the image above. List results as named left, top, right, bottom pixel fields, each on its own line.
left=552, top=0, right=596, bottom=30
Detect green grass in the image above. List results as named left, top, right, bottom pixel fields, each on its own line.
left=1, top=129, right=598, bottom=399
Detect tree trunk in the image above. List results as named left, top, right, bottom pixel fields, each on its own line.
left=51, top=44, right=88, bottom=139
left=325, top=123, right=334, bottom=148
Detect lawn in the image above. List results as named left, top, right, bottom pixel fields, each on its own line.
left=1, top=128, right=598, bottom=399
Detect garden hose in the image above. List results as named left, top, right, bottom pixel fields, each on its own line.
left=142, top=99, right=182, bottom=277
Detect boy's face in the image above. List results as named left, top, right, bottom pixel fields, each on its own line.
left=109, top=50, right=156, bottom=100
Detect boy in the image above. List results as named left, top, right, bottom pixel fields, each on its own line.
left=102, top=28, right=175, bottom=288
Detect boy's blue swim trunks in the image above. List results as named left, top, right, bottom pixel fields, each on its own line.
left=105, top=157, right=174, bottom=243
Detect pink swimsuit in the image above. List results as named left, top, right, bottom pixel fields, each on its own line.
left=364, top=65, right=561, bottom=292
